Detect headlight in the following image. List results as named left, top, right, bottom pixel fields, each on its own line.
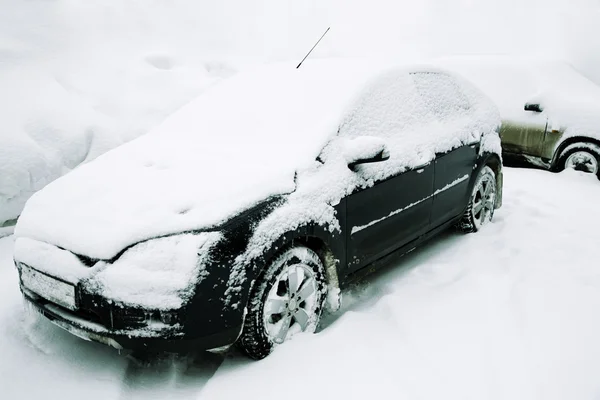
left=84, top=232, right=222, bottom=310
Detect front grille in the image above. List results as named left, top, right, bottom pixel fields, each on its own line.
left=109, top=307, right=148, bottom=330
left=74, top=308, right=104, bottom=325
left=25, top=288, right=150, bottom=331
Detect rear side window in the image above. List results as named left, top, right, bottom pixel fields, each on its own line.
left=411, top=72, right=471, bottom=120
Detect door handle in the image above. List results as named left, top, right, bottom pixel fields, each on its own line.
left=417, top=168, right=425, bottom=174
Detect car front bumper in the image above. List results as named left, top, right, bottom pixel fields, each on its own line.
left=23, top=289, right=243, bottom=352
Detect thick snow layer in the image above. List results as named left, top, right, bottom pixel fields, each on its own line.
left=0, top=2, right=235, bottom=227
left=440, top=57, right=600, bottom=149
left=440, top=57, right=600, bottom=116
left=0, top=64, right=224, bottom=227
left=86, top=233, right=222, bottom=310
left=224, top=69, right=500, bottom=307
left=15, top=233, right=222, bottom=310
left=13, top=61, right=380, bottom=259
left=15, top=61, right=499, bottom=261
left=3, top=167, right=600, bottom=399
left=14, top=237, right=102, bottom=285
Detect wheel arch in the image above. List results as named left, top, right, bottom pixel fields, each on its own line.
left=551, top=136, right=600, bottom=170
left=233, top=223, right=345, bottom=315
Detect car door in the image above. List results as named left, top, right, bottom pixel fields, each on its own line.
left=409, top=72, right=480, bottom=228
left=431, top=144, right=478, bottom=227
left=500, top=112, right=548, bottom=157
left=333, top=71, right=437, bottom=273
left=345, top=162, right=434, bottom=271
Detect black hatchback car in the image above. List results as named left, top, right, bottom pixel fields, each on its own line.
left=14, top=60, right=503, bottom=359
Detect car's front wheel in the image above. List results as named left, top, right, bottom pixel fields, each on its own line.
left=238, top=246, right=327, bottom=360
left=558, top=143, right=600, bottom=178
left=458, top=165, right=497, bottom=233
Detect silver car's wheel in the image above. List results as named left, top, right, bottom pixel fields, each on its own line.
left=458, top=166, right=496, bottom=233
left=558, top=143, right=600, bottom=179
left=239, top=246, right=326, bottom=360
left=564, top=151, right=599, bottom=175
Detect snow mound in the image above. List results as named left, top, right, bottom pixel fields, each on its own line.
left=0, top=63, right=224, bottom=227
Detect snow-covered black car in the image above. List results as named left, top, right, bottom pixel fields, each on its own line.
left=13, top=60, right=503, bottom=359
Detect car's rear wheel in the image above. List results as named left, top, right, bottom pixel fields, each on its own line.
left=458, top=166, right=497, bottom=233
left=558, top=144, right=600, bottom=178
left=238, top=246, right=327, bottom=360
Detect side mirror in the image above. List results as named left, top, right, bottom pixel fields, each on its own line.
left=343, top=136, right=390, bottom=171
left=524, top=103, right=544, bottom=113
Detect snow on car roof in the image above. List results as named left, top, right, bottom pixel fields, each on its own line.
left=15, top=59, right=498, bottom=260
left=439, top=56, right=600, bottom=143
left=438, top=56, right=600, bottom=116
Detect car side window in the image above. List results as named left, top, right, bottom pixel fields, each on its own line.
left=337, top=71, right=427, bottom=141
left=410, top=72, right=471, bottom=121
left=324, top=71, right=437, bottom=182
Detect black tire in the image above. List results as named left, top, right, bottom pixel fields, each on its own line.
left=458, top=166, right=497, bottom=233
left=238, top=246, right=327, bottom=360
left=557, top=143, right=600, bottom=179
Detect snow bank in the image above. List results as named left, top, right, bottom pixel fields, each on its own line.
left=0, top=2, right=233, bottom=226
left=0, top=61, right=224, bottom=226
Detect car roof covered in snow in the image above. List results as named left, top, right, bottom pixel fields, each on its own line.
left=438, top=56, right=600, bottom=117
left=15, top=59, right=499, bottom=260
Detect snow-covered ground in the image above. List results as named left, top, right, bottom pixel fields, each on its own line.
left=2, top=166, right=600, bottom=400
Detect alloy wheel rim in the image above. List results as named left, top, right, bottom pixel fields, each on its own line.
left=472, top=175, right=495, bottom=226
left=565, top=151, right=599, bottom=174
left=264, top=264, right=319, bottom=344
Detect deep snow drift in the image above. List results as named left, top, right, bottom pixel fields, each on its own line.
left=2, top=167, right=600, bottom=400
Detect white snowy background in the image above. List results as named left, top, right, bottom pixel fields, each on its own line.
left=2, top=0, right=600, bottom=399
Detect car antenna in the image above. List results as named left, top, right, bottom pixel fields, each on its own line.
left=296, top=27, right=330, bottom=69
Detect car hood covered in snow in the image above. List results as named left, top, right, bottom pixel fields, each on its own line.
left=15, top=60, right=390, bottom=260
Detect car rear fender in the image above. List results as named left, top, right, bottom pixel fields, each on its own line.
left=550, top=136, right=600, bottom=170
